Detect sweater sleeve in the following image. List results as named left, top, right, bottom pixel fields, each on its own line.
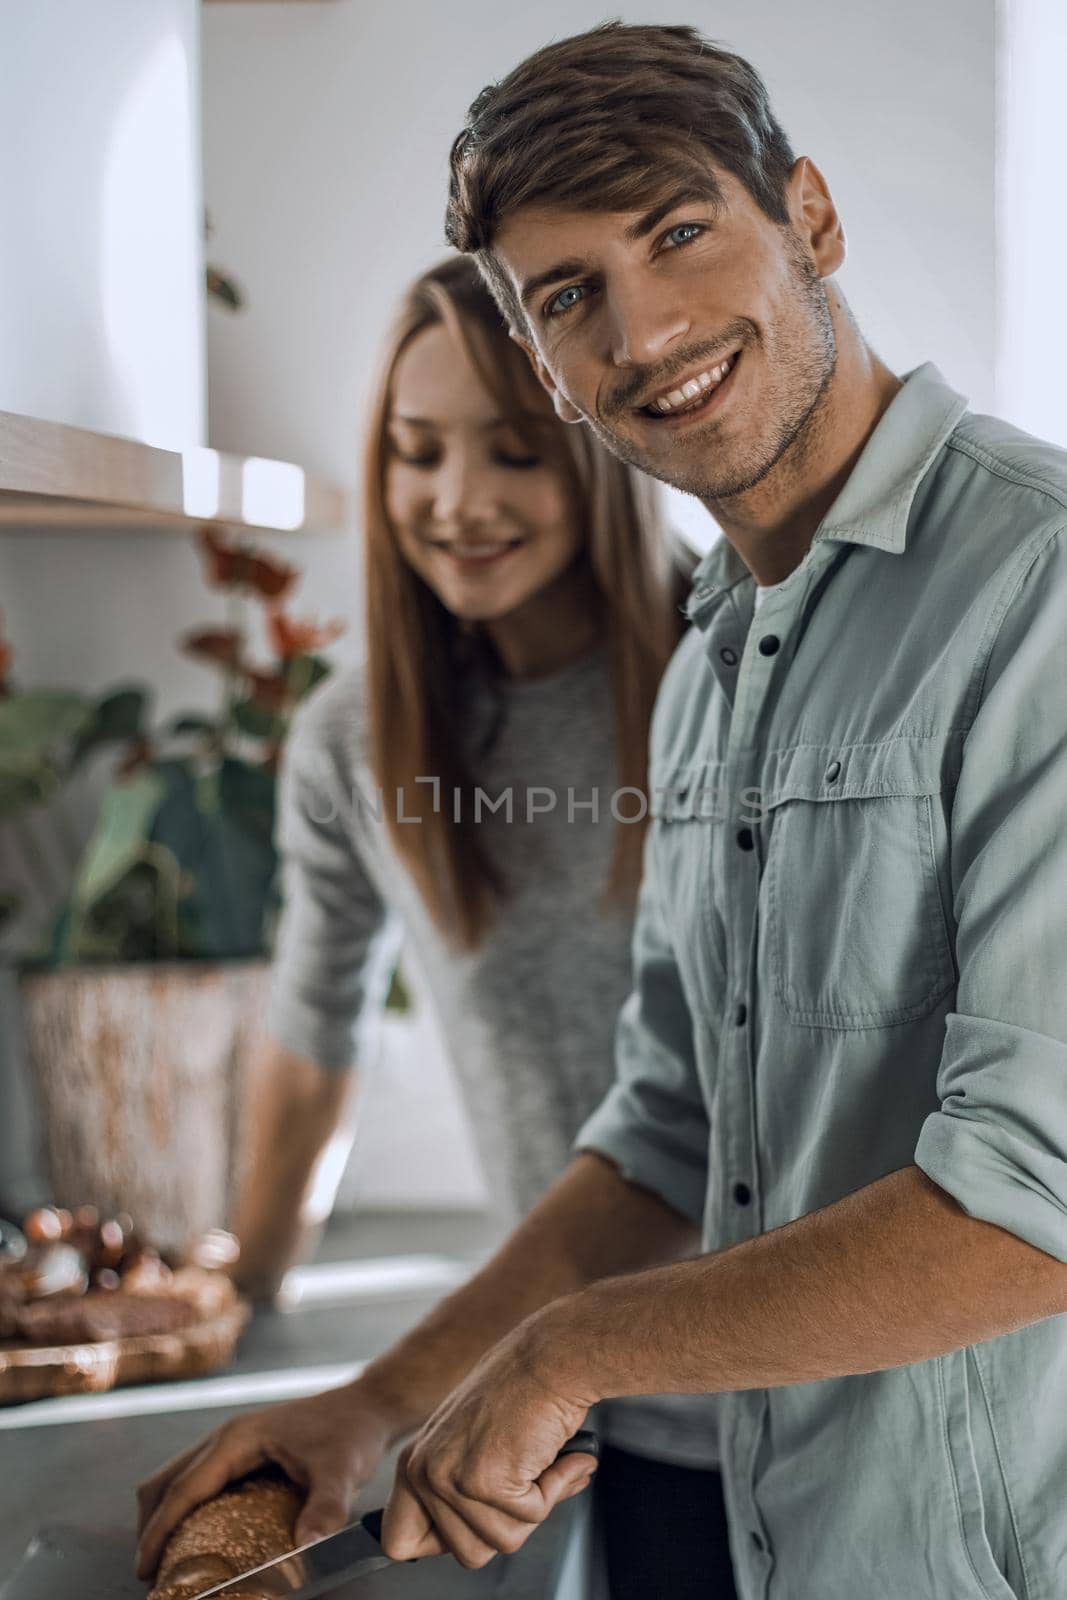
left=266, top=688, right=399, bottom=1072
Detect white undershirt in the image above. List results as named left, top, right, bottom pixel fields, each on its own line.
left=753, top=578, right=787, bottom=612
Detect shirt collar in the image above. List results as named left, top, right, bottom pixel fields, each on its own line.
left=684, top=362, right=969, bottom=623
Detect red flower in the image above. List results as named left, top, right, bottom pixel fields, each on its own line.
left=197, top=526, right=298, bottom=601
left=267, top=609, right=344, bottom=660
left=245, top=668, right=289, bottom=711
left=181, top=627, right=245, bottom=669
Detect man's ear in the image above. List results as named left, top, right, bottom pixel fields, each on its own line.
left=510, top=330, right=585, bottom=425
left=787, top=156, right=846, bottom=280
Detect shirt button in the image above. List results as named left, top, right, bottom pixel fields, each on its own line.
left=733, top=1182, right=752, bottom=1206
left=825, top=759, right=842, bottom=784
left=758, top=634, right=780, bottom=656
left=734, top=1002, right=748, bottom=1026
left=719, top=646, right=739, bottom=666
left=750, top=1531, right=766, bottom=1553
left=736, top=827, right=755, bottom=851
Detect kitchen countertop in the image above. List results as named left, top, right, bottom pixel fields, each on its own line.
left=0, top=1207, right=569, bottom=1594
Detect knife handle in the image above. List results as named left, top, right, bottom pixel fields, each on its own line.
left=360, top=1428, right=599, bottom=1547
left=555, top=1428, right=600, bottom=1462
left=361, top=1507, right=387, bottom=1544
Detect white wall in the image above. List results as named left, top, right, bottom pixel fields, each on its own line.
left=997, top=0, right=1067, bottom=446
left=197, top=0, right=998, bottom=1209
left=0, top=0, right=218, bottom=725
left=0, top=0, right=205, bottom=447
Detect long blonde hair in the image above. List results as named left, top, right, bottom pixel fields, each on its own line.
left=365, top=255, right=688, bottom=948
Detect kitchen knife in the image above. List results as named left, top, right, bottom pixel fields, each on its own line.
left=191, top=1430, right=598, bottom=1600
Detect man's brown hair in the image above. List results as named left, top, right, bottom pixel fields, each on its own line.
left=446, top=22, right=796, bottom=333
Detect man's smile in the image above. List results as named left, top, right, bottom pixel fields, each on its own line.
left=632, top=349, right=743, bottom=430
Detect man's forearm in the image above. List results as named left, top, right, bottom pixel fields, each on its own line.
left=538, top=1165, right=1067, bottom=1405
left=357, top=1151, right=699, bottom=1436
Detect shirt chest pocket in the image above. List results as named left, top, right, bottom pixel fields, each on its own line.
left=760, top=739, right=958, bottom=1029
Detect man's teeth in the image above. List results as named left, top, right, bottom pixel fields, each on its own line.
left=650, top=355, right=736, bottom=414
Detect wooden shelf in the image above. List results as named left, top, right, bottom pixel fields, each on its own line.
left=0, top=410, right=348, bottom=537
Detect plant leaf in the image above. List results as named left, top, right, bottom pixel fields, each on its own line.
left=0, top=888, right=23, bottom=928
left=385, top=964, right=411, bottom=1012
left=0, top=756, right=58, bottom=815
left=166, top=713, right=218, bottom=737
left=194, top=806, right=278, bottom=957
left=217, top=756, right=276, bottom=839
left=72, top=685, right=148, bottom=763
left=289, top=654, right=332, bottom=700
left=0, top=691, right=91, bottom=754
left=231, top=697, right=285, bottom=740
left=68, top=769, right=167, bottom=910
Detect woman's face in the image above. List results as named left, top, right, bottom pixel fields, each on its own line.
left=385, top=321, right=584, bottom=624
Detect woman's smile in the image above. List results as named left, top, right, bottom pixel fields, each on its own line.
left=427, top=535, right=526, bottom=571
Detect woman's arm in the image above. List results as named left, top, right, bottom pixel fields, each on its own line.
left=229, top=1038, right=355, bottom=1300
left=236, top=683, right=394, bottom=1294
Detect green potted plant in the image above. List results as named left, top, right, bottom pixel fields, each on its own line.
left=3, top=530, right=344, bottom=1251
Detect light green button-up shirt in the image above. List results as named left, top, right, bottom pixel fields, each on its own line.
left=578, top=363, right=1067, bottom=1599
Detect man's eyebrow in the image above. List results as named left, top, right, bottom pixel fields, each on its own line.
left=623, top=188, right=724, bottom=242
left=519, top=258, right=590, bottom=312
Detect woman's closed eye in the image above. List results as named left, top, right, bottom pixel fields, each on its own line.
left=391, top=448, right=439, bottom=468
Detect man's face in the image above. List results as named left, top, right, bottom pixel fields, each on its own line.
left=495, top=162, right=840, bottom=502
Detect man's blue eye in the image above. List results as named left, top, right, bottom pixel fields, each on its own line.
left=549, top=285, right=585, bottom=316
left=667, top=223, right=702, bottom=247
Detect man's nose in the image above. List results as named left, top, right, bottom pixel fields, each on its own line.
left=605, top=277, right=691, bottom=368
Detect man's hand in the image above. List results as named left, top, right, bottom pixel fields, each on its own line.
left=135, top=1379, right=397, bottom=1579
left=381, top=1312, right=598, bottom=1569
left=136, top=1156, right=689, bottom=1582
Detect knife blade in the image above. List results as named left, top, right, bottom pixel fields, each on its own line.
left=192, top=1429, right=599, bottom=1599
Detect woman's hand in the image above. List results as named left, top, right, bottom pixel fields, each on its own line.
left=381, top=1309, right=598, bottom=1569
left=135, top=1379, right=399, bottom=1579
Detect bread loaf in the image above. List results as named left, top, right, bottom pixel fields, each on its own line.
left=150, top=1589, right=268, bottom=1600
left=148, top=1470, right=302, bottom=1600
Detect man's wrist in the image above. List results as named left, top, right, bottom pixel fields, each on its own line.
left=516, top=1289, right=610, bottom=1410
left=349, top=1361, right=433, bottom=1444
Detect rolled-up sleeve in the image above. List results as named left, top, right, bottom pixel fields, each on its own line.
left=267, top=722, right=398, bottom=1072
left=915, top=523, right=1067, bottom=1261
left=576, top=828, right=710, bottom=1227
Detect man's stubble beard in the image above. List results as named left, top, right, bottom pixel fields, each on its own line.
left=585, top=249, right=838, bottom=504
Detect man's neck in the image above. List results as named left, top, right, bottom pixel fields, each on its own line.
left=703, top=305, right=903, bottom=588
